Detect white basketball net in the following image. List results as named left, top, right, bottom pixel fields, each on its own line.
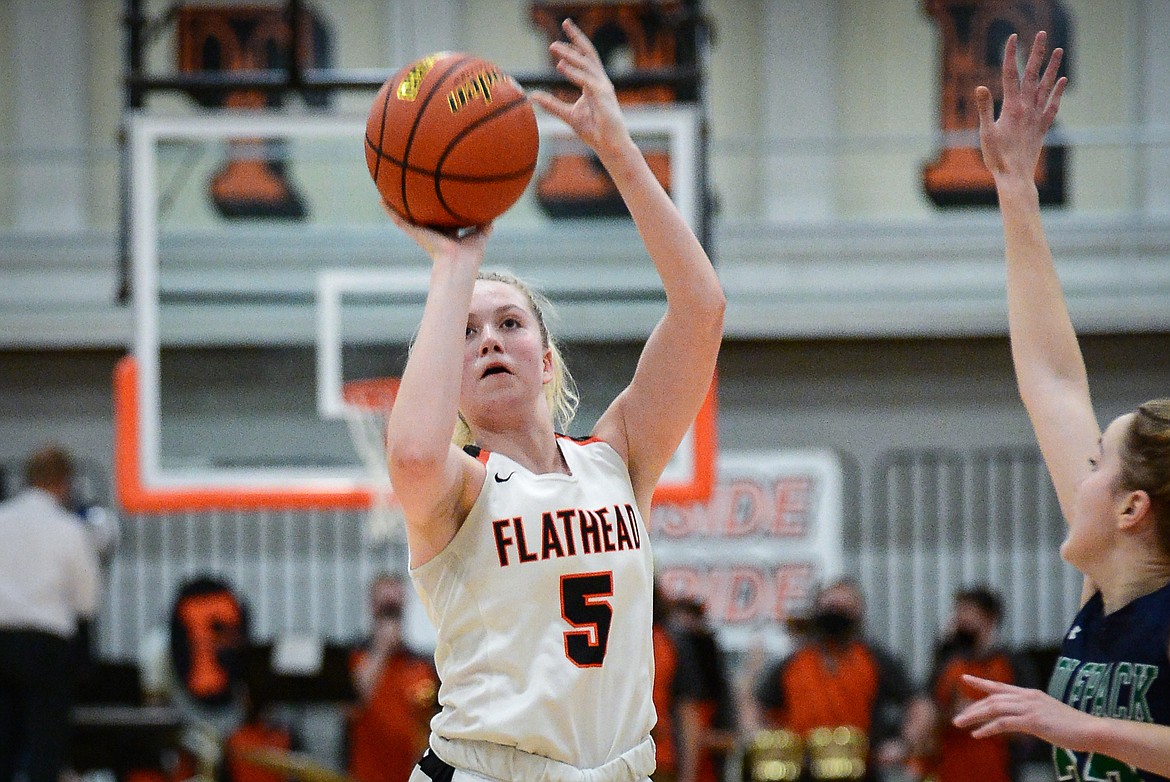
left=341, top=378, right=404, bottom=545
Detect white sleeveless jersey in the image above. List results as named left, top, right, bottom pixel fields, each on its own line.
left=410, top=435, right=656, bottom=770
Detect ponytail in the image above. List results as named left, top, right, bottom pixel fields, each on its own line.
left=1120, top=399, right=1170, bottom=555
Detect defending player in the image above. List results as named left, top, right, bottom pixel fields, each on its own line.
left=384, top=17, right=724, bottom=782
left=951, top=32, right=1170, bottom=781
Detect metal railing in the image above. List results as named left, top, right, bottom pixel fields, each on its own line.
left=1, top=126, right=1167, bottom=233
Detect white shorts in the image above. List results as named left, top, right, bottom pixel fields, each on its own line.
left=407, top=749, right=493, bottom=782
left=412, top=736, right=655, bottom=782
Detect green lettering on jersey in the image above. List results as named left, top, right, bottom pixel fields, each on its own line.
left=1129, top=663, right=1158, bottom=723
left=1077, top=663, right=1105, bottom=714
left=1090, top=663, right=1112, bottom=716
left=1109, top=663, right=1134, bottom=720
left=1053, top=747, right=1143, bottom=782
left=1084, top=752, right=1142, bottom=782
left=1052, top=657, right=1161, bottom=781
left=1067, top=665, right=1094, bottom=710
left=1048, top=656, right=1080, bottom=700
left=1053, top=746, right=1079, bottom=781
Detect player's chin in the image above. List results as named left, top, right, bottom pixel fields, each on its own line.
left=1057, top=533, right=1089, bottom=570
left=469, top=379, right=519, bottom=406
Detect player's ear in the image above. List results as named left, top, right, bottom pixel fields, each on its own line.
left=542, top=347, right=554, bottom=384
left=1117, top=489, right=1153, bottom=532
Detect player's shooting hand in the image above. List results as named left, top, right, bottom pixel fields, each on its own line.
left=952, top=674, right=1095, bottom=751
left=529, top=18, right=633, bottom=161
left=975, top=32, right=1067, bottom=183
left=386, top=206, right=492, bottom=269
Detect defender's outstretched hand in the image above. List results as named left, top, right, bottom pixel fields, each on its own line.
left=529, top=18, right=633, bottom=160
left=952, top=675, right=1095, bottom=750
left=975, top=32, right=1067, bottom=181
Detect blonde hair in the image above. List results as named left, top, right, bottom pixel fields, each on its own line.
left=453, top=271, right=579, bottom=448
left=1119, top=398, right=1170, bottom=555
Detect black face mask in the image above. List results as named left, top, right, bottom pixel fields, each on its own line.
left=940, top=627, right=978, bottom=655
left=811, top=609, right=857, bottom=641
left=949, top=628, right=978, bottom=652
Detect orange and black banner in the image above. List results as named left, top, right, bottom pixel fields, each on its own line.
left=529, top=1, right=699, bottom=218
left=177, top=4, right=332, bottom=218
left=922, top=0, right=1070, bottom=207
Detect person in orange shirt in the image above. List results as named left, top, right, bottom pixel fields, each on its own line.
left=651, top=585, right=683, bottom=782
left=912, top=587, right=1035, bottom=782
left=752, top=578, right=915, bottom=782
left=347, top=574, right=438, bottom=782
left=652, top=589, right=734, bottom=782
left=224, top=689, right=295, bottom=782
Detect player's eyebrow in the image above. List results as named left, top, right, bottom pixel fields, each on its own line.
left=493, top=304, right=527, bottom=316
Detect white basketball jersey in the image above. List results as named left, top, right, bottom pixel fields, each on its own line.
left=410, top=435, right=656, bottom=770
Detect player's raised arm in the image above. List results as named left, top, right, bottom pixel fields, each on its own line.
left=384, top=214, right=493, bottom=566
left=530, top=19, right=725, bottom=505
left=958, top=35, right=1170, bottom=776
left=976, top=33, right=1091, bottom=525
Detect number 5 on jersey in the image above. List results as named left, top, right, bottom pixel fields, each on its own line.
left=561, top=571, right=614, bottom=667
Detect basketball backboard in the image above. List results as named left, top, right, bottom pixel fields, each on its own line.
left=118, top=108, right=713, bottom=512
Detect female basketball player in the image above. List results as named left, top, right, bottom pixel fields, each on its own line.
left=385, top=17, right=724, bottom=782
left=951, top=32, right=1170, bottom=780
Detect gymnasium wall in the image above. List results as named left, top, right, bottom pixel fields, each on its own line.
left=3, top=0, right=1159, bottom=230
left=2, top=0, right=1170, bottom=681
left=6, top=329, right=1170, bottom=672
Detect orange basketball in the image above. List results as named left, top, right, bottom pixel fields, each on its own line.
left=365, top=53, right=539, bottom=229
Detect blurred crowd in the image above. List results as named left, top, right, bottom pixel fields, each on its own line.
left=652, top=576, right=1041, bottom=782
left=1, top=445, right=1045, bottom=782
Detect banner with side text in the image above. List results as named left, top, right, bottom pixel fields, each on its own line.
left=649, top=449, right=847, bottom=659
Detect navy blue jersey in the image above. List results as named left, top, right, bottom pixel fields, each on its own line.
left=1047, top=580, right=1170, bottom=782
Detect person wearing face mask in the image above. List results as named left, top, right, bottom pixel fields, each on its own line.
left=347, top=573, right=438, bottom=782
left=751, top=578, right=915, bottom=781
left=905, top=587, right=1037, bottom=782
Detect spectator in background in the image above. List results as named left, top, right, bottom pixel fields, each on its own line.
left=223, top=687, right=297, bottom=782
left=906, top=586, right=1036, bottom=782
left=670, top=596, right=737, bottom=782
left=651, top=583, right=684, bottom=782
left=751, top=577, right=915, bottom=782
left=0, top=445, right=101, bottom=782
left=347, top=573, right=438, bottom=782
left=651, top=583, right=735, bottom=782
